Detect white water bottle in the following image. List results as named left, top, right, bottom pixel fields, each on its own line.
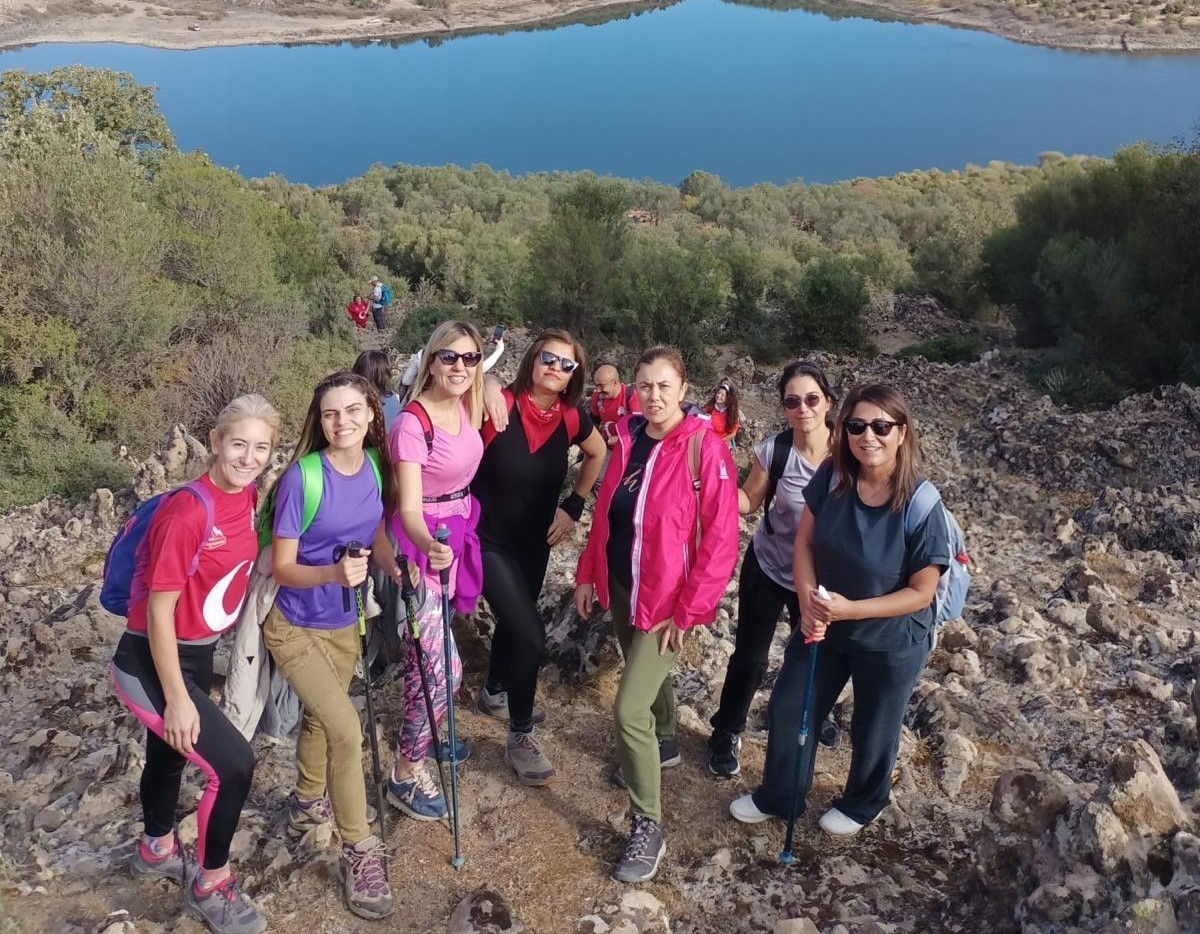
left=816, top=585, right=831, bottom=602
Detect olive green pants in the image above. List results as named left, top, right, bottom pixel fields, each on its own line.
left=611, top=577, right=677, bottom=824
left=263, top=606, right=369, bottom=845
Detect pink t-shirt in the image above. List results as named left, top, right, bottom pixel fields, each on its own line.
left=388, top=401, right=484, bottom=589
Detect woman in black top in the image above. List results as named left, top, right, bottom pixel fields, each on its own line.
left=477, top=328, right=606, bottom=785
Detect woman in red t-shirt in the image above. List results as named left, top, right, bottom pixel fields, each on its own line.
left=703, top=382, right=741, bottom=449
left=111, top=394, right=278, bottom=934
left=346, top=295, right=369, bottom=329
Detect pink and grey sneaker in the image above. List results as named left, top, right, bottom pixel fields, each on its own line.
left=339, top=835, right=394, bottom=920
left=287, top=792, right=334, bottom=839
left=131, top=833, right=185, bottom=884
left=185, top=874, right=267, bottom=934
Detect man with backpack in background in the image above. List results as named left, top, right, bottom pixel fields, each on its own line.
left=589, top=364, right=639, bottom=449
left=369, top=276, right=393, bottom=331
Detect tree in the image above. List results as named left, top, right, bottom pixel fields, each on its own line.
left=0, top=66, right=175, bottom=158
left=521, top=176, right=630, bottom=336
left=783, top=256, right=872, bottom=355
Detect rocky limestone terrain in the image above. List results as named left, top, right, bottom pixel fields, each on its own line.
left=1, top=342, right=1198, bottom=933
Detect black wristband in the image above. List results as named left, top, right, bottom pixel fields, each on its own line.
left=560, top=492, right=586, bottom=522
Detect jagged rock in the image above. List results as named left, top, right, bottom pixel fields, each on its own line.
left=773, top=920, right=820, bottom=934
left=990, top=770, right=1069, bottom=834
left=937, top=732, right=978, bottom=798
left=1117, top=898, right=1180, bottom=934
left=448, top=887, right=524, bottom=933
left=1103, top=740, right=1187, bottom=836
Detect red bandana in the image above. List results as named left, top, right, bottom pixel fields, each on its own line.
left=516, top=391, right=564, bottom=454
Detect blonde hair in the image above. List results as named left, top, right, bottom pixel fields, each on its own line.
left=207, top=393, right=280, bottom=465
left=412, top=320, right=485, bottom=428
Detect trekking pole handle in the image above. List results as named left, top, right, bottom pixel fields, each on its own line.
left=347, top=541, right=364, bottom=559
left=434, top=525, right=451, bottom=587
left=806, top=585, right=831, bottom=645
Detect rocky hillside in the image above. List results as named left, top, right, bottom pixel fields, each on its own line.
left=1, top=346, right=1198, bottom=933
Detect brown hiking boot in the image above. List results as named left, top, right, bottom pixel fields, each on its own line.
left=504, top=730, right=556, bottom=786
left=339, top=835, right=394, bottom=920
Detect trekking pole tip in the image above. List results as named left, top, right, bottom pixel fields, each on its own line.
left=451, top=855, right=465, bottom=870
left=779, top=850, right=794, bottom=866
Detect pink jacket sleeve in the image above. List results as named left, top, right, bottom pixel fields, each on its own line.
left=673, top=431, right=739, bottom=629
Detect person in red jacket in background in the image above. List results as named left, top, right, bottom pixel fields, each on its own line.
left=589, top=363, right=640, bottom=448
left=703, top=381, right=741, bottom=450
left=346, top=295, right=369, bottom=330
left=576, top=346, right=739, bottom=885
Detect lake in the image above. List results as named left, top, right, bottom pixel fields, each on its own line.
left=2, top=0, right=1199, bottom=187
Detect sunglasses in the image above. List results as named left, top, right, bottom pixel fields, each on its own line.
left=782, top=393, right=824, bottom=411
left=539, top=349, right=579, bottom=373
left=844, top=418, right=900, bottom=437
left=434, top=349, right=483, bottom=367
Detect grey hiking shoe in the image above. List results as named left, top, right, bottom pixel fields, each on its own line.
left=185, top=875, right=267, bottom=934
left=288, top=792, right=376, bottom=838
left=339, top=835, right=394, bottom=920
left=504, top=730, right=556, bottom=786
left=613, top=815, right=665, bottom=884
left=476, top=685, right=545, bottom=725
left=131, top=833, right=185, bottom=884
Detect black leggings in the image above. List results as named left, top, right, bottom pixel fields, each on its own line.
left=482, top=547, right=551, bottom=733
left=710, top=542, right=801, bottom=736
left=111, top=633, right=256, bottom=870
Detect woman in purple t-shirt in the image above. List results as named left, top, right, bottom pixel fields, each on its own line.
left=385, top=320, right=486, bottom=823
left=262, top=370, right=402, bottom=922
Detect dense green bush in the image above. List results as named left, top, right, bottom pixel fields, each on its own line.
left=897, top=335, right=989, bottom=364
left=984, top=142, right=1200, bottom=394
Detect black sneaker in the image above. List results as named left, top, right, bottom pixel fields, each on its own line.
left=612, top=739, right=682, bottom=788
left=707, top=729, right=741, bottom=778
left=819, top=717, right=841, bottom=749
left=612, top=815, right=665, bottom=884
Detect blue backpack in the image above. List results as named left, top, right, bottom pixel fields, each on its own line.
left=100, top=480, right=216, bottom=617
left=905, top=481, right=971, bottom=628
left=379, top=283, right=393, bottom=306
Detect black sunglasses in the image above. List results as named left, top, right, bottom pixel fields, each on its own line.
left=434, top=349, right=483, bottom=367
left=844, top=417, right=900, bottom=437
left=782, top=393, right=824, bottom=411
left=539, top=349, right=579, bottom=373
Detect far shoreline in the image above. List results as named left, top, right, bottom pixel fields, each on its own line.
left=0, top=0, right=1198, bottom=55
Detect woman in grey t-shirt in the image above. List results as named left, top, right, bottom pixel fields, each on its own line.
left=707, top=362, right=834, bottom=779
left=730, top=383, right=950, bottom=837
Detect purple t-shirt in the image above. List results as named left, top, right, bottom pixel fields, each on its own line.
left=273, top=452, right=383, bottom=629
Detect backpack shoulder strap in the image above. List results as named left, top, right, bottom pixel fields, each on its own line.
left=177, top=480, right=216, bottom=575
left=364, top=447, right=383, bottom=490
left=761, top=430, right=792, bottom=534
left=687, top=431, right=703, bottom=492
left=904, top=480, right=941, bottom=537
left=402, top=400, right=435, bottom=455
left=298, top=452, right=325, bottom=537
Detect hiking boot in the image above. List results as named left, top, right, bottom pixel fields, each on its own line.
left=386, top=762, right=447, bottom=822
left=131, top=833, right=185, bottom=884
left=339, top=835, right=394, bottom=920
left=612, top=815, right=665, bottom=884
left=612, top=739, right=683, bottom=788
left=287, top=792, right=333, bottom=839
left=185, top=874, right=267, bottom=934
left=707, top=730, right=741, bottom=778
left=504, top=730, right=556, bottom=786
left=476, top=685, right=545, bottom=725
left=819, top=717, right=842, bottom=749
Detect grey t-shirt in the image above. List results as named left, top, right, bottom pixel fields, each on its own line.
left=750, top=434, right=821, bottom=591
left=803, top=460, right=951, bottom=652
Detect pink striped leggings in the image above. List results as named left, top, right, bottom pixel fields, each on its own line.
left=111, top=633, right=255, bottom=870
left=395, top=584, right=462, bottom=763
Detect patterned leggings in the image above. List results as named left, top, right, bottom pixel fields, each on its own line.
left=395, top=582, right=462, bottom=763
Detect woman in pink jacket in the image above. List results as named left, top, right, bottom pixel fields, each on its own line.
left=575, top=346, right=739, bottom=884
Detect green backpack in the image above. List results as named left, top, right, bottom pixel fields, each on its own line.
left=256, top=448, right=383, bottom=550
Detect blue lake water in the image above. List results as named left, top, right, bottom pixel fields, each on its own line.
left=2, top=0, right=1199, bottom=186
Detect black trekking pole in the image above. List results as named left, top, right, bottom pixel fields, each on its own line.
left=341, top=541, right=388, bottom=848
left=434, top=524, right=465, bottom=870
left=777, top=581, right=825, bottom=864
left=397, top=553, right=453, bottom=827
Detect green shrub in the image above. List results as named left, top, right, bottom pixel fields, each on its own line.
left=1030, top=358, right=1123, bottom=410
left=391, top=303, right=485, bottom=354
left=896, top=334, right=989, bottom=364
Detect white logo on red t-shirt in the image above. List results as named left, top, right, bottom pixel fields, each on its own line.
left=202, top=560, right=252, bottom=632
